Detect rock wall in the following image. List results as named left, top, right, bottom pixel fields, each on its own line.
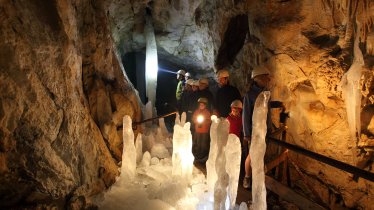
left=0, top=0, right=141, bottom=208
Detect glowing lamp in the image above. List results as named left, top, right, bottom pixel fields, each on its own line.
left=197, top=115, right=204, bottom=124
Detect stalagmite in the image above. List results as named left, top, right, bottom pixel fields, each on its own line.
left=206, top=115, right=219, bottom=191
left=135, top=134, right=143, bottom=165
left=250, top=91, right=270, bottom=210
left=172, top=113, right=194, bottom=182
left=121, top=115, right=137, bottom=181
left=340, top=20, right=364, bottom=141
left=225, top=134, right=241, bottom=209
left=213, top=119, right=230, bottom=210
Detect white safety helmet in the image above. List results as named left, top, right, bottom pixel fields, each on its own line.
left=216, top=69, right=230, bottom=79
left=198, top=97, right=208, bottom=104
left=185, top=72, right=191, bottom=77
left=231, top=100, right=243, bottom=109
left=251, top=66, right=270, bottom=79
left=177, top=69, right=186, bottom=76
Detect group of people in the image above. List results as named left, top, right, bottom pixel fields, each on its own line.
left=175, top=66, right=274, bottom=189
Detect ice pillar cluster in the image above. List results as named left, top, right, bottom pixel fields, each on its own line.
left=172, top=112, right=194, bottom=183
left=206, top=116, right=242, bottom=210
left=250, top=91, right=270, bottom=210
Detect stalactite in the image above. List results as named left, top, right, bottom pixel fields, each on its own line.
left=323, top=0, right=374, bottom=41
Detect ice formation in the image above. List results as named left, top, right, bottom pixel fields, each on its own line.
left=206, top=115, right=219, bottom=191
left=97, top=113, right=244, bottom=210
left=121, top=115, right=136, bottom=181
left=172, top=112, right=194, bottom=182
left=225, top=134, right=242, bottom=209
left=206, top=116, right=242, bottom=210
left=135, top=134, right=143, bottom=164
left=339, top=21, right=364, bottom=141
left=250, top=91, right=270, bottom=210
left=145, top=15, right=158, bottom=105
left=214, top=119, right=230, bottom=210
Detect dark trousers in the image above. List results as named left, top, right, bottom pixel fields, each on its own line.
left=194, top=132, right=210, bottom=162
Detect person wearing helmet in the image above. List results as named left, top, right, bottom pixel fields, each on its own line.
left=242, top=65, right=272, bottom=189
left=192, top=97, right=211, bottom=163
left=215, top=69, right=241, bottom=117
left=196, top=78, right=214, bottom=111
left=181, top=79, right=194, bottom=105
left=181, top=79, right=194, bottom=122
left=185, top=72, right=191, bottom=80
left=227, top=99, right=245, bottom=178
left=176, top=69, right=186, bottom=112
left=227, top=100, right=243, bottom=138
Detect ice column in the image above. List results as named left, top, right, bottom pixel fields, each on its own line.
left=340, top=21, right=364, bottom=141
left=145, top=16, right=158, bottom=105
left=250, top=91, right=270, bottom=210
left=214, top=119, right=230, bottom=210
left=206, top=115, right=219, bottom=191
left=121, top=115, right=137, bottom=181
left=172, top=114, right=194, bottom=182
left=135, top=134, right=143, bottom=165
left=225, top=134, right=241, bottom=209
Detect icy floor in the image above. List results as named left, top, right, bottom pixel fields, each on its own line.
left=95, top=155, right=218, bottom=210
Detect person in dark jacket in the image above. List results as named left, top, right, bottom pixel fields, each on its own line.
left=242, top=65, right=272, bottom=189
left=215, top=69, right=241, bottom=118
left=181, top=79, right=194, bottom=122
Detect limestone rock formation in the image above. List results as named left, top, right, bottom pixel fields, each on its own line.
left=0, top=0, right=141, bottom=208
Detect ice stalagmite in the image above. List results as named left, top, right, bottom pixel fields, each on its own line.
left=121, top=115, right=137, bottom=181
left=214, top=119, right=230, bottom=210
left=172, top=113, right=194, bottom=182
left=135, top=134, right=143, bottom=165
left=250, top=91, right=270, bottom=210
left=225, top=134, right=241, bottom=209
left=207, top=115, right=219, bottom=191
left=340, top=21, right=364, bottom=141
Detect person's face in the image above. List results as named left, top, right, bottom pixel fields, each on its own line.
left=199, top=83, right=208, bottom=90
left=177, top=74, right=184, bottom=80
left=199, top=103, right=206, bottom=109
left=254, top=74, right=271, bottom=88
left=231, top=107, right=242, bottom=116
left=185, top=76, right=190, bottom=80
left=185, top=84, right=192, bottom=91
left=218, top=77, right=228, bottom=87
